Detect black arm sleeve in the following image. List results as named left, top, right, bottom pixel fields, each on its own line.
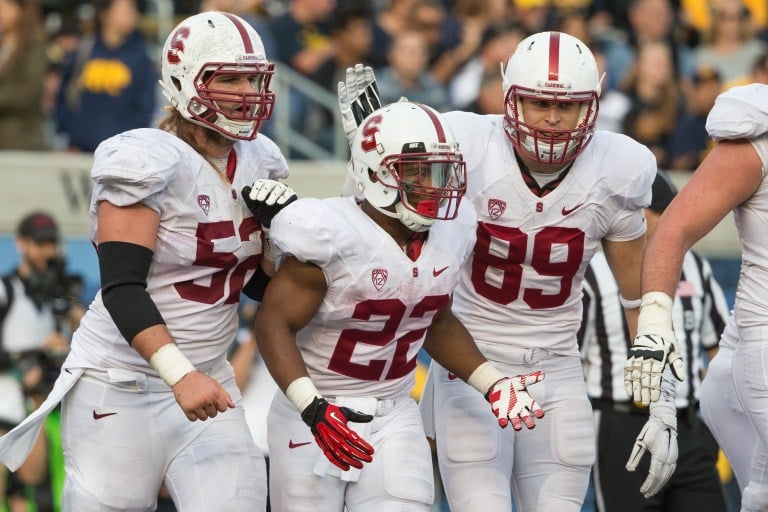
left=98, top=241, right=165, bottom=345
left=242, top=265, right=271, bottom=302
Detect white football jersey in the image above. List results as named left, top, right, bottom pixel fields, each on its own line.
left=67, top=128, right=288, bottom=372
left=444, top=112, right=655, bottom=357
left=270, top=196, right=477, bottom=398
left=706, top=86, right=768, bottom=329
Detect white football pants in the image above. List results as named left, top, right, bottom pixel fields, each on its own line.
left=424, top=349, right=594, bottom=512
left=267, top=391, right=434, bottom=512
left=60, top=362, right=267, bottom=511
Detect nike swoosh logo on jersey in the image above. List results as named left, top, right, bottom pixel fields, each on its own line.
left=433, top=266, right=449, bottom=277
left=288, top=440, right=312, bottom=449
left=447, top=372, right=457, bottom=380
left=561, top=204, right=584, bottom=216
left=92, top=410, right=117, bottom=420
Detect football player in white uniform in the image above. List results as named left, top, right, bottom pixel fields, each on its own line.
left=628, top=83, right=768, bottom=510
left=0, top=12, right=296, bottom=511
left=256, top=101, right=549, bottom=512
left=338, top=31, right=659, bottom=511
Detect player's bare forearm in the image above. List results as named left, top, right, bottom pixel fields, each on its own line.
left=423, top=307, right=487, bottom=381
left=603, top=235, right=645, bottom=339
left=254, top=256, right=327, bottom=393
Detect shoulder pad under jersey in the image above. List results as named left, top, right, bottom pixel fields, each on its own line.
left=270, top=197, right=337, bottom=268
left=707, top=84, right=768, bottom=141
left=235, top=134, right=289, bottom=181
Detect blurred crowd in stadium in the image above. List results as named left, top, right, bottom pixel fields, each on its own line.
left=1, top=0, right=767, bottom=511
left=1, top=0, right=767, bottom=163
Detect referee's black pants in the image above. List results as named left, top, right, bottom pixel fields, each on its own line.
left=592, top=403, right=726, bottom=512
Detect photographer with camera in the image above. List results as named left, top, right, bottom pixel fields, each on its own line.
left=0, top=211, right=84, bottom=510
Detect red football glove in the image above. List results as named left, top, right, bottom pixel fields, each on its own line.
left=486, top=371, right=545, bottom=430
left=300, top=397, right=375, bottom=471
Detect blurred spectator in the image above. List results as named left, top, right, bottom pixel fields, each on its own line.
left=596, top=0, right=694, bottom=93
left=310, top=3, right=373, bottom=150
left=667, top=65, right=722, bottom=171
left=682, top=0, right=766, bottom=38
left=0, top=0, right=50, bottom=150
left=448, top=25, right=523, bottom=109
left=0, top=212, right=84, bottom=511
left=311, top=3, right=373, bottom=90
left=369, top=0, right=420, bottom=67
left=270, top=0, right=335, bottom=76
left=751, top=50, right=768, bottom=83
left=377, top=29, right=448, bottom=109
left=411, top=0, right=454, bottom=73
left=464, top=67, right=503, bottom=114
left=428, top=0, right=504, bottom=85
left=511, top=0, right=553, bottom=35
left=692, top=0, right=766, bottom=86
left=593, top=47, right=631, bottom=133
left=54, top=0, right=157, bottom=152
left=620, top=40, right=683, bottom=168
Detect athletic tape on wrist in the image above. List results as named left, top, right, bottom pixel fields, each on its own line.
left=149, top=344, right=196, bottom=388
left=286, top=376, right=321, bottom=413
left=467, top=361, right=506, bottom=396
left=619, top=295, right=642, bottom=309
left=637, top=291, right=674, bottom=335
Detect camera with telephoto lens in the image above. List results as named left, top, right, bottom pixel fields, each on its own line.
left=26, top=256, right=83, bottom=317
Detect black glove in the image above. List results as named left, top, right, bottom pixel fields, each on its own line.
left=241, top=179, right=297, bottom=228
left=301, top=397, right=375, bottom=471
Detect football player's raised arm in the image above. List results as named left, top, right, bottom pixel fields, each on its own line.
left=602, top=234, right=645, bottom=340
left=254, top=255, right=327, bottom=393
left=642, top=139, right=763, bottom=297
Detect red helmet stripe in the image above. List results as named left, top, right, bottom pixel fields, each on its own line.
left=222, top=13, right=254, bottom=53
left=548, top=32, right=560, bottom=81
left=413, top=103, right=446, bottom=142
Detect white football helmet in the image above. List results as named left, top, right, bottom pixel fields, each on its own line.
left=502, top=31, right=600, bottom=165
left=160, top=12, right=275, bottom=140
left=349, top=101, right=466, bottom=232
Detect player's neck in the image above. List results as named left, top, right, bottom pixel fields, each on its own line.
left=360, top=201, right=412, bottom=247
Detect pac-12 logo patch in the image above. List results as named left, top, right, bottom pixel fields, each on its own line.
left=197, top=194, right=210, bottom=215
left=488, top=198, right=506, bottom=220
left=372, top=268, right=388, bottom=290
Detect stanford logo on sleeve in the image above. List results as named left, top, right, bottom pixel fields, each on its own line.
left=488, top=198, right=506, bottom=220
left=197, top=194, right=211, bottom=215
left=372, top=268, right=388, bottom=290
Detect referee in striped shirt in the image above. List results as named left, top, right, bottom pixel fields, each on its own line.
left=579, top=170, right=729, bottom=512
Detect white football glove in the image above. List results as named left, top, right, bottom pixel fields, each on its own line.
left=487, top=371, right=545, bottom=430
left=241, top=179, right=298, bottom=229
left=337, top=63, right=380, bottom=146
left=624, top=292, right=686, bottom=406
left=626, top=371, right=678, bottom=498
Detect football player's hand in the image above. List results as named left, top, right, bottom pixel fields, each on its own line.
left=487, top=371, right=545, bottom=430
left=300, top=397, right=375, bottom=471
left=337, top=63, right=380, bottom=145
left=624, top=333, right=685, bottom=406
left=626, top=414, right=678, bottom=498
left=173, top=372, right=235, bottom=422
left=241, top=179, right=297, bottom=228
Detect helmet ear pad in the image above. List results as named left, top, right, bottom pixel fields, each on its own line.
left=501, top=31, right=601, bottom=165
left=349, top=101, right=467, bottom=232
left=160, top=11, right=275, bottom=141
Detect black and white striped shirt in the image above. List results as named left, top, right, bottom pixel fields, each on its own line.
left=579, top=251, right=729, bottom=408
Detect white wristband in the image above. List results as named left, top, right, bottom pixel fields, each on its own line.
left=149, top=344, right=196, bottom=388
left=286, top=376, right=321, bottom=413
left=637, top=291, right=675, bottom=336
left=467, top=361, right=505, bottom=396
left=619, top=295, right=642, bottom=309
